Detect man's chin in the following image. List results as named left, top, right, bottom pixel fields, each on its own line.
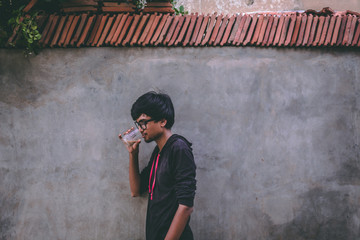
left=144, top=137, right=153, bottom=143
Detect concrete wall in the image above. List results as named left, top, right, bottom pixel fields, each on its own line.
left=0, top=47, right=359, bottom=240
left=177, top=0, right=360, bottom=15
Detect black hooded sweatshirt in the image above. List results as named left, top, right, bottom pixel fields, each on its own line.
left=139, top=134, right=197, bottom=240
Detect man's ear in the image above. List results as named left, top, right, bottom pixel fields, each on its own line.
left=160, top=119, right=167, bottom=128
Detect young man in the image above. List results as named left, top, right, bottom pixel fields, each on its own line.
left=119, top=92, right=197, bottom=240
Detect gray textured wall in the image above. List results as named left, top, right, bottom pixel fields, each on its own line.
left=0, top=47, right=359, bottom=240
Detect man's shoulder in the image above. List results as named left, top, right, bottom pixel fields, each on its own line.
left=168, top=134, right=192, bottom=150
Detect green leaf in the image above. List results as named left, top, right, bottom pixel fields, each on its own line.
left=179, top=5, right=184, bottom=12
left=31, top=25, right=37, bottom=30
left=8, top=18, right=15, bottom=25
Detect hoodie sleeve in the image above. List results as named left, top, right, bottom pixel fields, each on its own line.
left=171, top=141, right=197, bottom=207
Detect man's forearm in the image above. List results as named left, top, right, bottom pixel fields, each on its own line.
left=129, top=152, right=141, bottom=197
left=165, top=204, right=193, bottom=240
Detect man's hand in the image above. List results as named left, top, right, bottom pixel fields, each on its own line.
left=119, top=127, right=141, bottom=154
left=119, top=127, right=142, bottom=197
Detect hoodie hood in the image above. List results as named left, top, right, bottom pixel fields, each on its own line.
left=160, top=134, right=192, bottom=152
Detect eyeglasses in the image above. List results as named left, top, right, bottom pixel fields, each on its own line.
left=134, top=118, right=155, bottom=130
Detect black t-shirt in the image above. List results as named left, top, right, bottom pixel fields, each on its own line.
left=140, top=134, right=197, bottom=240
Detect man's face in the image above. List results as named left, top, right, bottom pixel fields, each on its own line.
left=135, top=114, right=164, bottom=143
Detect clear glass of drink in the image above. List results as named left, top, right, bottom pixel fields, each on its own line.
left=120, top=127, right=142, bottom=146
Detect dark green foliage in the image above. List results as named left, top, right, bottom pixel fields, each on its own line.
left=171, top=0, right=188, bottom=15
left=8, top=7, right=42, bottom=56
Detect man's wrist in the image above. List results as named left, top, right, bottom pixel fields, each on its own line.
left=129, top=151, right=139, bottom=159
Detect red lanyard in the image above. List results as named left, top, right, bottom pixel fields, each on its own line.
left=149, top=153, right=160, bottom=200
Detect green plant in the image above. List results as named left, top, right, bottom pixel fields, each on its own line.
left=8, top=6, right=41, bottom=56
left=171, top=0, right=188, bottom=15
left=134, top=0, right=147, bottom=10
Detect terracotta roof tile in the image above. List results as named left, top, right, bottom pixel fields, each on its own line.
left=278, top=14, right=289, bottom=46
left=64, top=15, right=79, bottom=46
left=138, top=14, right=156, bottom=45
left=97, top=15, right=115, bottom=46
left=182, top=13, right=197, bottom=46
left=347, top=15, right=358, bottom=46
left=101, top=3, right=135, bottom=13
left=214, top=15, right=228, bottom=46
left=106, top=14, right=122, bottom=44
left=285, top=14, right=296, bottom=46
left=190, top=14, right=204, bottom=46
left=324, top=15, right=335, bottom=45
left=209, top=14, right=222, bottom=45
left=302, top=14, right=313, bottom=46
left=336, top=15, right=347, bottom=46
left=144, top=14, right=161, bottom=45
left=7, top=16, right=22, bottom=45
left=244, top=14, right=257, bottom=45
left=58, top=15, right=74, bottom=46
left=35, top=14, right=48, bottom=31
left=111, top=14, right=128, bottom=45
left=251, top=14, right=264, bottom=45
left=238, top=14, right=252, bottom=45
left=202, top=13, right=217, bottom=45
left=86, top=14, right=102, bottom=46
left=23, top=0, right=38, bottom=12
left=352, top=19, right=360, bottom=46
left=228, top=14, right=241, bottom=44
left=262, top=15, right=274, bottom=46
left=307, top=15, right=318, bottom=46
left=50, top=15, right=67, bottom=47
left=343, top=15, right=354, bottom=45
left=195, top=14, right=209, bottom=46
left=38, top=14, right=52, bottom=45
left=63, top=6, right=97, bottom=13
left=44, top=15, right=60, bottom=46
left=116, top=14, right=133, bottom=45
left=319, top=15, right=330, bottom=45
left=296, top=14, right=307, bottom=46
left=176, top=14, right=191, bottom=45
left=233, top=14, right=247, bottom=45
left=123, top=14, right=141, bottom=46
left=169, top=15, right=185, bottom=46
left=131, top=14, right=149, bottom=46
left=273, top=15, right=284, bottom=46
left=221, top=14, right=236, bottom=46
left=151, top=14, right=169, bottom=45
left=267, top=15, right=278, bottom=46
left=71, top=13, right=88, bottom=46
left=143, top=2, right=174, bottom=13
left=164, top=15, right=179, bottom=45
left=331, top=15, right=342, bottom=46
left=257, top=15, right=268, bottom=45
left=8, top=8, right=360, bottom=49
left=77, top=15, right=95, bottom=47
left=312, top=16, right=324, bottom=46
left=155, top=14, right=173, bottom=45
left=92, top=14, right=109, bottom=46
